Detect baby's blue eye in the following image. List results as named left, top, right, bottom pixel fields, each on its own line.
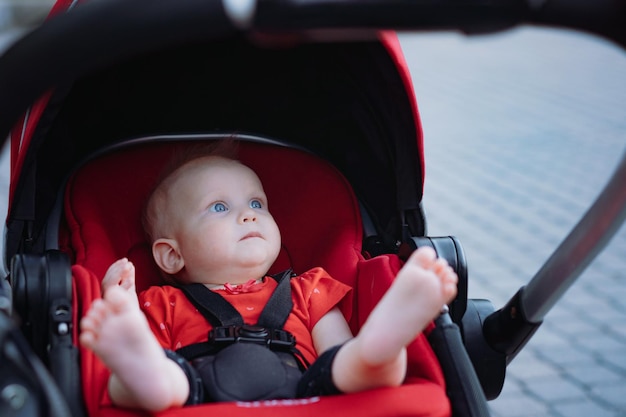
left=210, top=202, right=228, bottom=212
left=250, top=200, right=262, bottom=209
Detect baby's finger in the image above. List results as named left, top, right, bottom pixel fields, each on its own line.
left=102, top=258, right=130, bottom=291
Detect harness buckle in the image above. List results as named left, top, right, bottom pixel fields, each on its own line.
left=209, top=325, right=296, bottom=351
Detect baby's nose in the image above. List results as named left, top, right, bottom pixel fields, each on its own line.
left=240, top=210, right=257, bottom=223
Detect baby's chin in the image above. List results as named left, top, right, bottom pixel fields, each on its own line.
left=237, top=257, right=277, bottom=276
left=238, top=243, right=280, bottom=263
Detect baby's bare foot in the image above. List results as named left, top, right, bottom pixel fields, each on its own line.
left=408, top=246, right=458, bottom=311
left=357, top=247, right=458, bottom=365
left=80, top=286, right=187, bottom=410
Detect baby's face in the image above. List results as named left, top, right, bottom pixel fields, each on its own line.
left=167, top=157, right=281, bottom=284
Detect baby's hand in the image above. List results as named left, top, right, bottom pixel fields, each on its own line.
left=102, top=258, right=136, bottom=298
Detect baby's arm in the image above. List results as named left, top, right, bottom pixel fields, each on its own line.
left=312, top=307, right=408, bottom=393
left=311, top=307, right=353, bottom=354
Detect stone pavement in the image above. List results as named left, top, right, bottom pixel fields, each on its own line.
left=1, top=6, right=626, bottom=417
left=399, top=28, right=626, bottom=416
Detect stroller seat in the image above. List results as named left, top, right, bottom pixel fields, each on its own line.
left=64, top=138, right=450, bottom=417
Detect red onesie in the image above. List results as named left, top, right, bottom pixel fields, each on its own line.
left=139, top=267, right=352, bottom=365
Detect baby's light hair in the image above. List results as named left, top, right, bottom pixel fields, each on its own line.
left=142, top=139, right=240, bottom=244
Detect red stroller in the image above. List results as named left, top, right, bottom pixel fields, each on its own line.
left=0, top=1, right=625, bottom=417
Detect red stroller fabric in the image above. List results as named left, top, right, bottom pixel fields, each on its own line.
left=65, top=141, right=450, bottom=417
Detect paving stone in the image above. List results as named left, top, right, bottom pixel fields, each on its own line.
left=571, top=334, right=626, bottom=357
left=600, top=349, right=626, bottom=374
left=489, top=393, right=552, bottom=417
left=591, top=385, right=626, bottom=409
left=562, top=362, right=625, bottom=387
left=506, top=353, right=562, bottom=380
left=524, top=377, right=588, bottom=403
left=542, top=316, right=599, bottom=338
left=533, top=344, right=593, bottom=368
left=552, top=400, right=622, bottom=417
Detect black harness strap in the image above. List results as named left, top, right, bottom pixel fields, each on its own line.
left=179, top=283, right=243, bottom=327
left=176, top=270, right=296, bottom=360
left=257, top=270, right=294, bottom=329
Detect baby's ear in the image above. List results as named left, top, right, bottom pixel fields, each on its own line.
left=152, top=238, right=184, bottom=275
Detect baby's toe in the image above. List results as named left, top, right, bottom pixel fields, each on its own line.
left=411, top=246, right=437, bottom=269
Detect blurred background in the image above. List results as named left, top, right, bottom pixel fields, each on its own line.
left=1, top=1, right=625, bottom=416
left=0, top=0, right=52, bottom=38
left=400, top=28, right=626, bottom=417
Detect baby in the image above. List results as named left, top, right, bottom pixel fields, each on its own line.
left=79, top=149, right=458, bottom=411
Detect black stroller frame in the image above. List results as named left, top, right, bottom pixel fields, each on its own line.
left=0, top=1, right=625, bottom=417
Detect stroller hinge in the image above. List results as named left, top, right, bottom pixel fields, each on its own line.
left=27, top=221, right=34, bottom=240
left=22, top=221, right=35, bottom=252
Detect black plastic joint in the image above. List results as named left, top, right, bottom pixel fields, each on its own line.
left=461, top=299, right=506, bottom=400
left=482, top=287, right=542, bottom=362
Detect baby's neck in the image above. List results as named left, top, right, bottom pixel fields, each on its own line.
left=180, top=263, right=273, bottom=289
left=204, top=277, right=266, bottom=294
left=204, top=277, right=264, bottom=290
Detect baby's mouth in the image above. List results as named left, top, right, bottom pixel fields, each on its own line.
left=241, top=232, right=263, bottom=241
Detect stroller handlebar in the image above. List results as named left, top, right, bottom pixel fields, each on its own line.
left=255, top=0, right=626, bottom=45
left=521, top=151, right=626, bottom=324
left=255, top=0, right=529, bottom=35
left=0, top=0, right=625, bottom=144
left=479, top=148, right=626, bottom=365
